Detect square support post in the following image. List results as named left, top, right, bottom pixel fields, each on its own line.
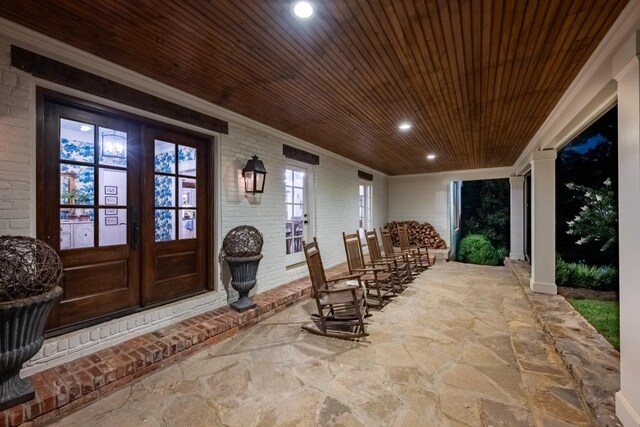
left=529, top=150, right=557, bottom=295
left=614, top=30, right=640, bottom=427
left=509, top=176, right=525, bottom=260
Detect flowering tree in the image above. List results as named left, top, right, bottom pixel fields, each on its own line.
left=565, top=178, right=617, bottom=252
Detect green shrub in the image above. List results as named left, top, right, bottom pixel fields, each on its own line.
left=555, top=255, right=618, bottom=291
left=458, top=234, right=507, bottom=266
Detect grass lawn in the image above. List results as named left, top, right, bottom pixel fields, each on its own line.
left=568, top=298, right=620, bottom=350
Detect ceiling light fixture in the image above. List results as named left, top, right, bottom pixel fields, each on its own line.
left=398, top=122, right=412, bottom=131
left=79, top=125, right=92, bottom=132
left=427, top=154, right=436, bottom=160
left=292, top=1, right=315, bottom=19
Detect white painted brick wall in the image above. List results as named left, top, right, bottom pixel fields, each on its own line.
left=0, top=41, right=32, bottom=236
left=0, top=38, right=389, bottom=375
left=23, top=289, right=230, bottom=376
left=372, top=174, right=388, bottom=231
left=388, top=168, right=511, bottom=246
left=25, top=120, right=390, bottom=376
left=220, top=123, right=388, bottom=291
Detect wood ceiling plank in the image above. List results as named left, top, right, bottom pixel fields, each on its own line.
left=506, top=0, right=592, bottom=157
left=0, top=0, right=628, bottom=174
left=490, top=0, right=527, bottom=165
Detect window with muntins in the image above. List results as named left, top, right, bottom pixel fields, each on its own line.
left=358, top=183, right=372, bottom=239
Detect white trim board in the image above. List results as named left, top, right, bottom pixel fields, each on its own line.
left=388, top=166, right=513, bottom=181
left=617, top=392, right=640, bottom=427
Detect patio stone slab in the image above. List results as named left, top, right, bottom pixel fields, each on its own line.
left=0, top=263, right=345, bottom=427
left=506, top=259, right=621, bottom=427
left=41, top=261, right=595, bottom=426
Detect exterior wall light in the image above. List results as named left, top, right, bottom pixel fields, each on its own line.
left=243, top=155, right=267, bottom=194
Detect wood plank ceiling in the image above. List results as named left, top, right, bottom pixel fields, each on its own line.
left=0, top=0, right=628, bottom=175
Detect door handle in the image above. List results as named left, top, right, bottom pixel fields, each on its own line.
left=131, top=207, right=140, bottom=250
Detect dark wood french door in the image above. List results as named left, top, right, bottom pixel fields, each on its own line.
left=38, top=92, right=210, bottom=333
left=142, top=127, right=208, bottom=303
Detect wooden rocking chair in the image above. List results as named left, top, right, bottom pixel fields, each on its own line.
left=301, top=238, right=369, bottom=340
left=365, top=229, right=411, bottom=291
left=380, top=227, right=419, bottom=278
left=343, top=231, right=396, bottom=308
left=397, top=223, right=435, bottom=270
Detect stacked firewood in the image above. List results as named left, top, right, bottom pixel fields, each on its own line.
left=385, top=221, right=447, bottom=249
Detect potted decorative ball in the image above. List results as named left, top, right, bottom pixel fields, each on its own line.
left=0, top=236, right=63, bottom=410
left=222, top=226, right=263, bottom=312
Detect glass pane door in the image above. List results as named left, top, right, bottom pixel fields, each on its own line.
left=154, top=141, right=198, bottom=242
left=143, top=127, right=209, bottom=304
left=39, top=96, right=141, bottom=332
left=285, top=166, right=308, bottom=265
left=59, top=120, right=131, bottom=249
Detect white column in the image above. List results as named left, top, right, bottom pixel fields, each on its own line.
left=529, top=150, right=557, bottom=295
left=614, top=31, right=640, bottom=427
left=509, top=176, right=525, bottom=260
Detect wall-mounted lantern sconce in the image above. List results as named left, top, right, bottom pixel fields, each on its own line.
left=242, top=155, right=267, bottom=194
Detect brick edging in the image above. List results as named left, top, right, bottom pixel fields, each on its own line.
left=505, top=259, right=621, bottom=427
left=0, top=265, right=350, bottom=427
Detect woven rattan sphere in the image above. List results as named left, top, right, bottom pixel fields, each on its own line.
left=0, top=236, right=63, bottom=302
left=222, top=226, right=263, bottom=257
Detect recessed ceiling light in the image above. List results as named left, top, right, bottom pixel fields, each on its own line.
left=398, top=122, right=412, bottom=131
left=427, top=154, right=436, bottom=160
left=292, top=1, right=315, bottom=19
left=79, top=125, right=92, bottom=132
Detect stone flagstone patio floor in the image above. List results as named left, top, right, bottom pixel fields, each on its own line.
left=49, top=262, right=594, bottom=426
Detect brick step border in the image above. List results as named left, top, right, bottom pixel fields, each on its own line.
left=0, top=264, right=349, bottom=427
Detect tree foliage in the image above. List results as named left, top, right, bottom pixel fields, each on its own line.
left=565, top=179, right=617, bottom=252
left=556, top=106, right=618, bottom=265
left=460, top=179, right=510, bottom=249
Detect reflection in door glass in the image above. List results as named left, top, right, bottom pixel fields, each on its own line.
left=155, top=210, right=175, bottom=241
left=60, top=208, right=94, bottom=249
left=179, top=210, right=196, bottom=239
left=154, top=140, right=175, bottom=173
left=99, top=168, right=127, bottom=206
left=60, top=163, right=94, bottom=205
left=155, top=175, right=175, bottom=207
left=99, top=208, right=127, bottom=246
left=179, top=178, right=196, bottom=207
left=178, top=146, right=196, bottom=176
left=60, top=119, right=94, bottom=163
left=99, top=127, right=127, bottom=167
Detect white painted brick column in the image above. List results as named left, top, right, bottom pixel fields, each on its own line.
left=509, top=175, right=525, bottom=260
left=0, top=41, right=32, bottom=236
left=613, top=30, right=640, bottom=427
left=529, top=150, right=557, bottom=295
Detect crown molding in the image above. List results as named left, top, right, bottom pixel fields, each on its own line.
left=389, top=166, right=513, bottom=181
left=0, top=17, right=387, bottom=178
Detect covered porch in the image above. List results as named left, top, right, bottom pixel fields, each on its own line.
left=0, top=0, right=638, bottom=425
left=45, top=261, right=598, bottom=426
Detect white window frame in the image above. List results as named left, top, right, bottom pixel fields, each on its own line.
left=285, top=162, right=314, bottom=266
left=358, top=182, right=372, bottom=242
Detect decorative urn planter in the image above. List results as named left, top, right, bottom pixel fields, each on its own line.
left=0, top=236, right=63, bottom=410
left=222, top=226, right=264, bottom=312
